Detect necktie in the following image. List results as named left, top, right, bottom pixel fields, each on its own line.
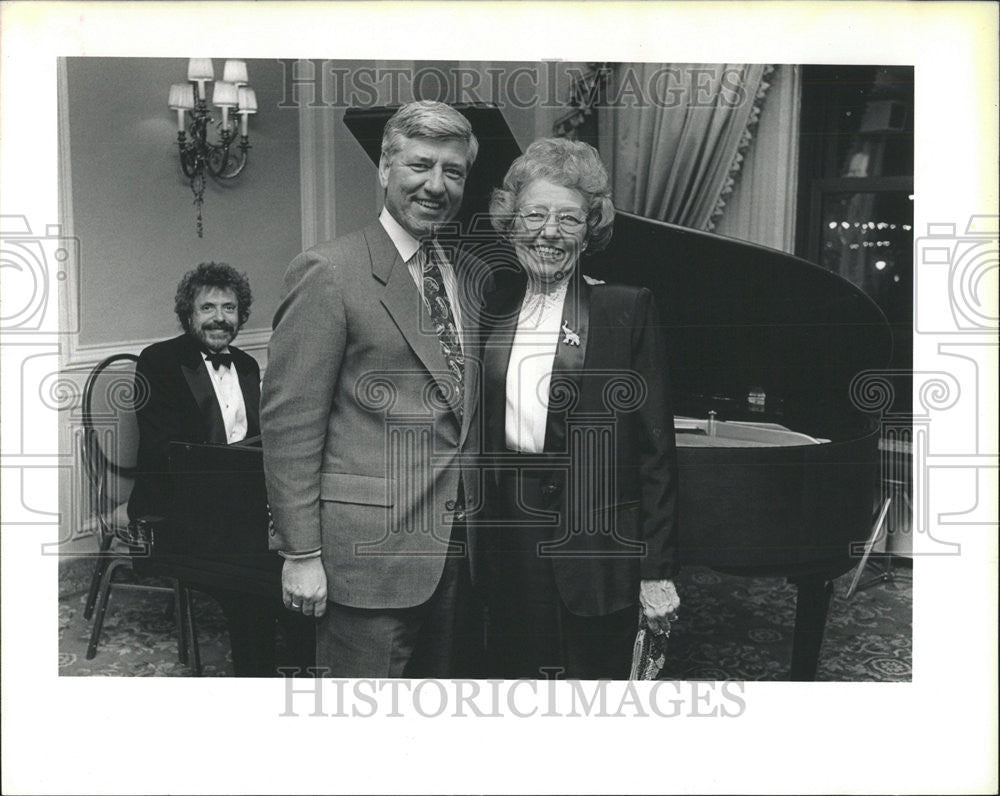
left=205, top=350, right=232, bottom=370
left=419, top=241, right=464, bottom=416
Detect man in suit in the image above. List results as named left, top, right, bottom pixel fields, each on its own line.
left=261, top=100, right=489, bottom=677
left=130, top=262, right=313, bottom=676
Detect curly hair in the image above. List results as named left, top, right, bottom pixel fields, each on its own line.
left=174, top=262, right=252, bottom=333
left=381, top=100, right=479, bottom=167
left=489, top=137, right=615, bottom=253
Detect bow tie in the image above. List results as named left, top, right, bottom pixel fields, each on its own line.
left=205, top=350, right=233, bottom=371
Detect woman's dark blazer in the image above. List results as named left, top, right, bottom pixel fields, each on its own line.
left=477, top=271, right=679, bottom=617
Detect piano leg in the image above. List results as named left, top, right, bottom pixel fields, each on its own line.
left=180, top=585, right=202, bottom=676
left=788, top=576, right=834, bottom=681
left=174, top=582, right=189, bottom=666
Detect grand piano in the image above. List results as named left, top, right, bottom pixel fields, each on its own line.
left=155, top=104, right=891, bottom=681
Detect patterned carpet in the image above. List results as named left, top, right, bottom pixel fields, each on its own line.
left=58, top=558, right=911, bottom=680
left=657, top=563, right=912, bottom=681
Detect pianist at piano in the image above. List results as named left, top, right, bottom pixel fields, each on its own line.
left=129, top=262, right=312, bottom=676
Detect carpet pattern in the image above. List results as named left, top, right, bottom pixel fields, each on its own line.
left=58, top=560, right=911, bottom=680
left=656, top=564, right=912, bottom=681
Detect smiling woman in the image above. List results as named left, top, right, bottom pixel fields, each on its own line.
left=478, top=137, right=681, bottom=680
left=511, top=180, right=589, bottom=285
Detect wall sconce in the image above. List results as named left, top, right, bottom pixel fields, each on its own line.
left=168, top=59, right=257, bottom=237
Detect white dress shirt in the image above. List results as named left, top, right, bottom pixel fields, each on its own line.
left=379, top=207, right=464, bottom=350
left=505, top=280, right=570, bottom=453
left=202, top=351, right=248, bottom=444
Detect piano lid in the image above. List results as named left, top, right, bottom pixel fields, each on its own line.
left=584, top=211, right=893, bottom=436
left=343, top=104, right=892, bottom=437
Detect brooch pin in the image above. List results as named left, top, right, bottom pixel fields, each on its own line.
left=561, top=320, right=581, bottom=346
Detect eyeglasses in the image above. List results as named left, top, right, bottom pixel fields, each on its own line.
left=517, top=207, right=587, bottom=232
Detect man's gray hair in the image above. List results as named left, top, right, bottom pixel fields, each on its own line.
left=381, top=100, right=479, bottom=167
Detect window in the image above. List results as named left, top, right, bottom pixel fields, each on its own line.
left=797, top=65, right=914, bottom=416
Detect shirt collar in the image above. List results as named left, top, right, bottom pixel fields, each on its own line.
left=379, top=207, right=421, bottom=264
left=522, top=278, right=569, bottom=308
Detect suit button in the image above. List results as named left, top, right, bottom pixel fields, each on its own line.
left=541, top=483, right=559, bottom=497
left=445, top=499, right=456, bottom=511
left=454, top=510, right=466, bottom=522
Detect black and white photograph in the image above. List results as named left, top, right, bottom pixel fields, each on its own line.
left=1, top=2, right=996, bottom=795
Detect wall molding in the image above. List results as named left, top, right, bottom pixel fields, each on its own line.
left=299, top=80, right=337, bottom=251
left=56, top=57, right=83, bottom=368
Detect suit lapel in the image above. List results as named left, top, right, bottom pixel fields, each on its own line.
left=483, top=279, right=522, bottom=453
left=544, top=275, right=590, bottom=452
left=180, top=339, right=228, bottom=444
left=234, top=352, right=261, bottom=437
left=456, top=251, right=485, bottom=446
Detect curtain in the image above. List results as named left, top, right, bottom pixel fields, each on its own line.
left=714, top=64, right=800, bottom=252
left=611, top=63, right=774, bottom=230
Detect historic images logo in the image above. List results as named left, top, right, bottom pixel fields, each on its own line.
left=278, top=62, right=750, bottom=111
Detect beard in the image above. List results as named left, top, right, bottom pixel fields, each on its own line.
left=192, top=320, right=237, bottom=353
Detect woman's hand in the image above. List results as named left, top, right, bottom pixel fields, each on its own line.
left=640, top=579, right=680, bottom=634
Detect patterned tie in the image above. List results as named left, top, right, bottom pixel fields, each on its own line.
left=419, top=241, right=464, bottom=416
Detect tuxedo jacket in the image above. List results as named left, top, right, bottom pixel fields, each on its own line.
left=261, top=222, right=491, bottom=611
left=128, top=333, right=261, bottom=521
left=478, top=272, right=679, bottom=616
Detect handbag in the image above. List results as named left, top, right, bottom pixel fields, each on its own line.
left=629, top=608, right=672, bottom=680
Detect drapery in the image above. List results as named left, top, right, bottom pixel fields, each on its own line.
left=714, top=64, right=800, bottom=252
left=610, top=63, right=774, bottom=230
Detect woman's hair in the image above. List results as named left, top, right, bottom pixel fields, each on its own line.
left=489, top=137, right=615, bottom=253
left=381, top=100, right=479, bottom=167
left=174, top=262, right=252, bottom=332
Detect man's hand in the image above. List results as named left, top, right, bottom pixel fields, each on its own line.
left=639, top=578, right=680, bottom=634
left=282, top=557, right=327, bottom=618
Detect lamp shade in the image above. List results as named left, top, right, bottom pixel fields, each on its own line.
left=237, top=87, right=258, bottom=113
left=212, top=81, right=239, bottom=108
left=187, top=58, right=214, bottom=81
left=223, top=60, right=249, bottom=86
left=168, top=83, right=196, bottom=110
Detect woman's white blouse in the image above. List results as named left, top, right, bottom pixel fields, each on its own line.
left=505, top=281, right=570, bottom=453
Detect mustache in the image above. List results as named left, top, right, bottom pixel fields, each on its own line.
left=200, top=321, right=236, bottom=333
left=201, top=321, right=236, bottom=337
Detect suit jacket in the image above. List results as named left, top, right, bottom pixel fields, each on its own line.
left=261, top=222, right=490, bottom=610
left=479, top=272, right=679, bottom=616
left=128, top=333, right=261, bottom=521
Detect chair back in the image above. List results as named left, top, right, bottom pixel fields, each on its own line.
left=82, top=354, right=143, bottom=522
